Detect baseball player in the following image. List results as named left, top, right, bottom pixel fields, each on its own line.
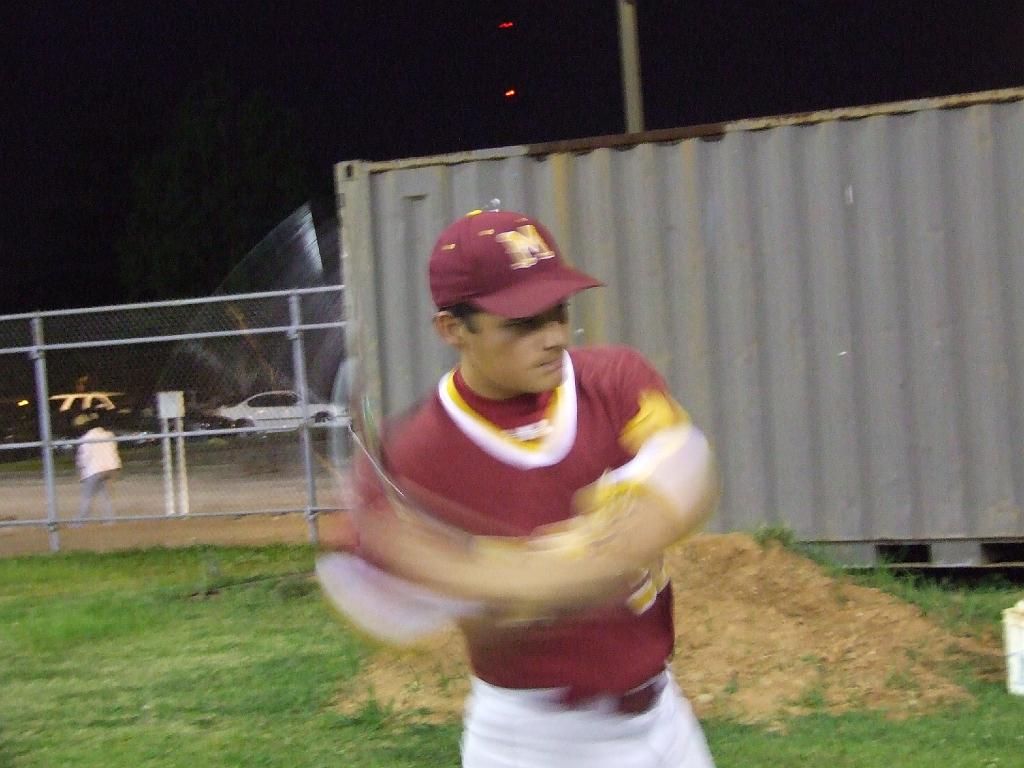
left=321, top=209, right=718, bottom=768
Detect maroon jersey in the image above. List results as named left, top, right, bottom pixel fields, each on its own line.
left=372, top=345, right=687, bottom=697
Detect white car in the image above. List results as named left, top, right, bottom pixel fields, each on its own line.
left=213, top=390, right=346, bottom=430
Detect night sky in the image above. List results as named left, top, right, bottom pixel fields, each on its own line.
left=3, top=0, right=1022, bottom=313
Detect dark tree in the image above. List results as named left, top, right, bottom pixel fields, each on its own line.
left=117, top=72, right=313, bottom=300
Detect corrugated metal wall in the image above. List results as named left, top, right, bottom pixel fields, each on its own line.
left=336, top=90, right=1024, bottom=556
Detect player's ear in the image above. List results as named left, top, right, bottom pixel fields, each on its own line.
left=433, top=311, right=464, bottom=348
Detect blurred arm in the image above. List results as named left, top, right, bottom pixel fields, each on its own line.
left=345, top=423, right=718, bottom=612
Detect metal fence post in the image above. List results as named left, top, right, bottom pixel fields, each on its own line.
left=173, top=415, right=190, bottom=516
left=289, top=293, right=319, bottom=544
left=159, top=416, right=176, bottom=517
left=29, top=316, right=60, bottom=552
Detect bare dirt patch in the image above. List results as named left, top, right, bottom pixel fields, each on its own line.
left=332, top=533, right=1003, bottom=727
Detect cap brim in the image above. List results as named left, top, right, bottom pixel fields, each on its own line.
left=472, top=265, right=604, bottom=318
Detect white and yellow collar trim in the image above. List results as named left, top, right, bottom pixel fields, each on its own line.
left=437, top=351, right=578, bottom=469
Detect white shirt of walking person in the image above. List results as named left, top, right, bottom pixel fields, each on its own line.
left=74, top=419, right=122, bottom=524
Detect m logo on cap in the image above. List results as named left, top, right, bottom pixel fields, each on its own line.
left=494, top=225, right=556, bottom=270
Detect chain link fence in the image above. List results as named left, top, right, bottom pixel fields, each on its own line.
left=0, top=286, right=351, bottom=554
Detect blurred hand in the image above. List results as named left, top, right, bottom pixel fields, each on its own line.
left=319, top=511, right=360, bottom=553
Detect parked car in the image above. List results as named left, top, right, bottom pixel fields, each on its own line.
left=182, top=411, right=238, bottom=433
left=115, top=410, right=238, bottom=444
left=212, top=390, right=347, bottom=430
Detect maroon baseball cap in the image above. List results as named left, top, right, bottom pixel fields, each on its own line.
left=428, top=210, right=603, bottom=318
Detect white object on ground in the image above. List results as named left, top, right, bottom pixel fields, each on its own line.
left=1004, top=599, right=1024, bottom=696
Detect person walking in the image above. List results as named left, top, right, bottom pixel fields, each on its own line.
left=74, top=414, right=122, bottom=524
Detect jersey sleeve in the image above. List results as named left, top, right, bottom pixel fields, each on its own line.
left=600, top=347, right=692, bottom=455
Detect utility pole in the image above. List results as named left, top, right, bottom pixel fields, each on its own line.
left=616, top=0, right=645, bottom=133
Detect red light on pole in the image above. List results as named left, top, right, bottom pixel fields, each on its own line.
left=498, top=21, right=514, bottom=29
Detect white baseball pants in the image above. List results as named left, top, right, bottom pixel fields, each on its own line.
left=461, top=672, right=715, bottom=768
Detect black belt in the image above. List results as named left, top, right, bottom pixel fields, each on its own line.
left=613, top=675, right=667, bottom=715
left=561, top=674, right=668, bottom=715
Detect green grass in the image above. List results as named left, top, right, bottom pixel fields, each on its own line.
left=2, top=545, right=1022, bottom=767
left=751, top=524, right=798, bottom=549
left=1, top=546, right=460, bottom=767
left=0, top=454, right=75, bottom=473
left=705, top=686, right=1024, bottom=768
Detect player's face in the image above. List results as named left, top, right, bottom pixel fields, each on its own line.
left=452, top=303, right=570, bottom=399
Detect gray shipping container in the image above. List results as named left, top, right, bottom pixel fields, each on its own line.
left=336, top=87, right=1024, bottom=567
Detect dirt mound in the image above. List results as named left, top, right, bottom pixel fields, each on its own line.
left=333, top=533, right=1003, bottom=726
